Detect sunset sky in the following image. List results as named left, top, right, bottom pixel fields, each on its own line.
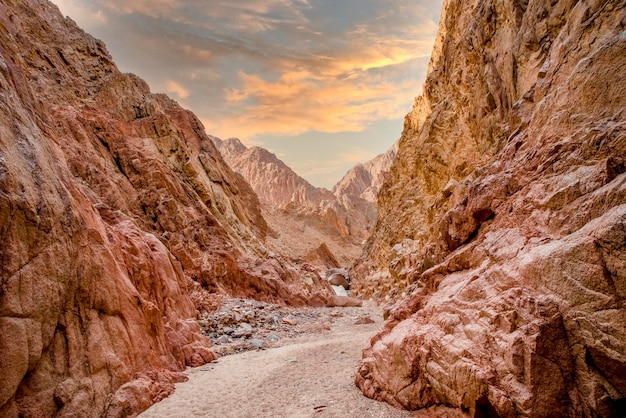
left=54, top=0, right=442, bottom=188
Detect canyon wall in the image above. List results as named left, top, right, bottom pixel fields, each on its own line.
left=0, top=1, right=330, bottom=416
left=354, top=0, right=626, bottom=416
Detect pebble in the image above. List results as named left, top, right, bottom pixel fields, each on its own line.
left=283, top=317, right=297, bottom=326
left=232, top=328, right=252, bottom=338
left=250, top=338, right=268, bottom=349
left=354, top=315, right=375, bottom=325
left=215, top=335, right=230, bottom=345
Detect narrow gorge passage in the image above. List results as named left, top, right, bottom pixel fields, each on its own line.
left=140, top=304, right=412, bottom=418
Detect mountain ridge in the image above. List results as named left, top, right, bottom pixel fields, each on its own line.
left=212, top=135, right=396, bottom=267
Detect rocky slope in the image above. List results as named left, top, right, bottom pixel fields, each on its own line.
left=213, top=137, right=336, bottom=209
left=353, top=0, right=626, bottom=416
left=213, top=137, right=395, bottom=267
left=333, top=141, right=397, bottom=204
left=0, top=1, right=332, bottom=416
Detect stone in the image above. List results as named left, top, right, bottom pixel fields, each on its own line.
left=0, top=1, right=334, bottom=416
left=215, top=336, right=231, bottom=345
left=353, top=316, right=375, bottom=325
left=328, top=273, right=349, bottom=288
left=353, top=0, right=626, bottom=416
left=232, top=324, right=254, bottom=338
left=331, top=285, right=348, bottom=297
left=283, top=316, right=298, bottom=326
left=250, top=339, right=268, bottom=349
left=302, top=243, right=341, bottom=269
left=327, top=296, right=363, bottom=308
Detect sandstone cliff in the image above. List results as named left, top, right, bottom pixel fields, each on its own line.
left=354, top=0, right=626, bottom=416
left=0, top=1, right=330, bottom=416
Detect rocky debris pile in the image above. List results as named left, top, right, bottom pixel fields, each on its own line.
left=198, top=298, right=371, bottom=356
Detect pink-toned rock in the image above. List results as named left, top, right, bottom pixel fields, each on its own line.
left=354, top=316, right=375, bottom=325
left=302, top=243, right=341, bottom=269
left=0, top=1, right=333, bottom=417
left=328, top=273, right=350, bottom=288
left=327, top=296, right=363, bottom=308
left=353, top=0, right=626, bottom=416
left=213, top=136, right=395, bottom=266
left=283, top=318, right=298, bottom=326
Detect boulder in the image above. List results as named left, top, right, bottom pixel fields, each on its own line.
left=328, top=273, right=350, bottom=288
left=327, top=296, right=363, bottom=308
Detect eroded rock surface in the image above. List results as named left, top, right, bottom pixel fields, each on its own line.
left=0, top=1, right=331, bottom=416
left=354, top=0, right=626, bottom=416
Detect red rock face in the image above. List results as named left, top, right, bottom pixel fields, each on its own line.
left=354, top=0, right=626, bottom=416
left=0, top=1, right=331, bottom=416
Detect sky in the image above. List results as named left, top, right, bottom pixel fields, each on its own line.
left=53, top=0, right=442, bottom=188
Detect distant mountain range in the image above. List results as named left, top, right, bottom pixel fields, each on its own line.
left=212, top=136, right=396, bottom=266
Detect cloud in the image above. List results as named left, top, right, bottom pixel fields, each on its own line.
left=165, top=80, right=190, bottom=99
left=54, top=0, right=108, bottom=25
left=53, top=0, right=442, bottom=185
left=210, top=51, right=428, bottom=139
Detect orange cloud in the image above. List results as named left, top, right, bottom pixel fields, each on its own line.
left=165, top=80, right=190, bottom=99
left=210, top=53, right=425, bottom=139
left=56, top=0, right=440, bottom=145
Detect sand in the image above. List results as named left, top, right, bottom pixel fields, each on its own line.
left=139, top=303, right=413, bottom=418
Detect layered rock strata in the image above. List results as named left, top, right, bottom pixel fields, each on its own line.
left=354, top=0, right=626, bottom=416
left=0, top=1, right=330, bottom=416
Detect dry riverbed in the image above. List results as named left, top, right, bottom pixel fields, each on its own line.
left=140, top=301, right=414, bottom=418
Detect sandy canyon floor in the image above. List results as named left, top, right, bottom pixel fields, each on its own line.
left=139, top=302, right=413, bottom=418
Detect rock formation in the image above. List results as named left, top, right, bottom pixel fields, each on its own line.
left=333, top=141, right=397, bottom=204
left=0, top=1, right=331, bottom=416
left=331, top=142, right=397, bottom=251
left=354, top=0, right=626, bottom=416
left=213, top=137, right=336, bottom=209
left=213, top=136, right=395, bottom=267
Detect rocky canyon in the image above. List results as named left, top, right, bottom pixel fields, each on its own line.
left=353, top=0, right=626, bottom=416
left=1, top=0, right=625, bottom=417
